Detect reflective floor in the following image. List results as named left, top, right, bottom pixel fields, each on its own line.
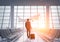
left=16, top=31, right=60, bottom=42
left=16, top=32, right=44, bottom=42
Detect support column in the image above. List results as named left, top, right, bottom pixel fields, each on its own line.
left=11, top=5, right=14, bottom=28
left=46, top=6, right=49, bottom=28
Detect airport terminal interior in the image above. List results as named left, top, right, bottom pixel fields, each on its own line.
left=0, top=0, right=60, bottom=42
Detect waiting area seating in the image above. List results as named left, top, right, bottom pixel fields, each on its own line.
left=39, top=29, right=60, bottom=42
left=0, top=28, right=23, bottom=42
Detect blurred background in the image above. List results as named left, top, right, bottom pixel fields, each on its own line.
left=0, top=0, right=60, bottom=42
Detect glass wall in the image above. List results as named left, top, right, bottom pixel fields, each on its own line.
left=0, top=6, right=11, bottom=29
left=49, top=6, right=60, bottom=29
left=0, top=6, right=60, bottom=29
left=14, top=6, right=46, bottom=29
left=14, top=6, right=60, bottom=29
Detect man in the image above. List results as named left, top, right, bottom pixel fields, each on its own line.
left=25, top=19, right=31, bottom=38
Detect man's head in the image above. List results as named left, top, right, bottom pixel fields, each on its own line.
left=27, top=19, right=29, bottom=21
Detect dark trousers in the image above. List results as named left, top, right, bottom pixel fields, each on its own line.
left=27, top=29, right=31, bottom=38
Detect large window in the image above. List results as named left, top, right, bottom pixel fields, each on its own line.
left=14, top=6, right=46, bottom=29
left=14, top=6, right=60, bottom=29
left=0, top=6, right=11, bottom=29
left=0, top=6, right=60, bottom=29
left=49, top=6, right=60, bottom=29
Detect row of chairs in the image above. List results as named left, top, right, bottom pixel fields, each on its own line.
left=40, top=29, right=60, bottom=42
left=0, top=28, right=23, bottom=42
left=45, top=29, right=60, bottom=38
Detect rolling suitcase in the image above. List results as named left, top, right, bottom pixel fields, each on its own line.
left=29, top=34, right=35, bottom=39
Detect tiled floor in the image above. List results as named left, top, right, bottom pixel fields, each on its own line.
left=16, top=31, right=60, bottom=42
left=16, top=32, right=44, bottom=42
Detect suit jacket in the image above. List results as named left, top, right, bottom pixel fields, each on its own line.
left=25, top=21, right=31, bottom=30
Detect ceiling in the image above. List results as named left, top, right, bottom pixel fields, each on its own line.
left=0, top=0, right=60, bottom=6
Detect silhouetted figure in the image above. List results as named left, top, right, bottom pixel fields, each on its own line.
left=25, top=19, right=31, bottom=38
